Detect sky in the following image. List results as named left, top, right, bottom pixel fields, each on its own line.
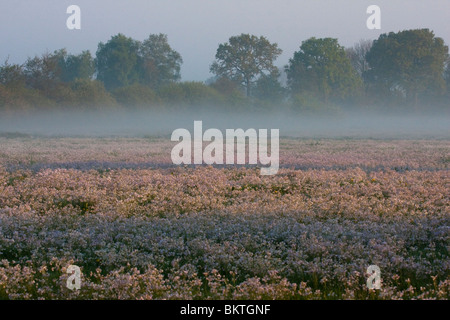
left=0, top=0, right=449, bottom=81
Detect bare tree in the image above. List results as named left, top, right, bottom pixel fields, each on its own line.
left=346, top=39, right=373, bottom=76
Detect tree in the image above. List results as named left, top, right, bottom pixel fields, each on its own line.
left=62, top=50, right=95, bottom=82
left=138, top=34, right=182, bottom=88
left=208, top=76, right=241, bottom=96
left=95, top=33, right=182, bottom=90
left=71, top=79, right=117, bottom=109
left=365, top=29, right=449, bottom=106
left=346, top=39, right=372, bottom=76
left=0, top=59, right=25, bottom=88
left=253, top=72, right=286, bottom=103
left=210, top=34, right=282, bottom=97
left=286, top=37, right=362, bottom=102
left=444, top=57, right=450, bottom=93
left=23, top=51, right=63, bottom=95
left=158, top=81, right=223, bottom=108
left=95, top=33, right=140, bottom=90
left=112, top=84, right=160, bottom=109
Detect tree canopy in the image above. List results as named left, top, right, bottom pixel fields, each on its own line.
left=61, top=50, right=95, bottom=82
left=95, top=34, right=140, bottom=90
left=139, top=34, right=183, bottom=88
left=96, top=33, right=182, bottom=90
left=0, top=59, right=25, bottom=89
left=23, top=51, right=64, bottom=96
left=285, top=37, right=362, bottom=102
left=1, top=29, right=449, bottom=114
left=365, top=29, right=449, bottom=106
left=210, top=34, right=282, bottom=97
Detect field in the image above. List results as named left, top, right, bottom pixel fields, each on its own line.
left=0, top=136, right=448, bottom=299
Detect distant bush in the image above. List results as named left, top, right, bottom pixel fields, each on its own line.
left=112, top=84, right=160, bottom=109
left=0, top=84, right=55, bottom=114
left=290, top=93, right=341, bottom=115
left=209, top=77, right=241, bottom=96
left=158, top=81, right=225, bottom=109
left=208, top=77, right=250, bottom=110
left=253, top=74, right=286, bottom=103
left=70, top=79, right=118, bottom=110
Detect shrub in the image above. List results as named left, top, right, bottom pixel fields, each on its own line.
left=111, top=84, right=160, bottom=109
left=290, top=93, right=341, bottom=115
left=70, top=79, right=118, bottom=110
left=0, top=84, right=55, bottom=114
left=158, top=81, right=225, bottom=109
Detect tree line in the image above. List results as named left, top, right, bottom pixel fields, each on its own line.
left=0, top=28, right=449, bottom=115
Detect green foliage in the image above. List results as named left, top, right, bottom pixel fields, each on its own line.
left=208, top=77, right=249, bottom=108
left=138, top=34, right=183, bottom=88
left=209, top=76, right=242, bottom=96
left=286, top=37, right=363, bottom=103
left=0, top=60, right=26, bottom=89
left=112, top=84, right=160, bottom=109
left=290, top=93, right=341, bottom=115
left=253, top=73, right=286, bottom=103
left=210, top=34, right=282, bottom=97
left=70, top=79, right=117, bottom=109
left=96, top=33, right=182, bottom=91
left=0, top=83, right=55, bottom=114
left=23, top=52, right=63, bottom=96
left=61, top=50, right=95, bottom=82
left=1, top=57, right=55, bottom=114
left=158, top=81, right=224, bottom=109
left=365, top=29, right=449, bottom=106
left=95, top=34, right=140, bottom=90
left=0, top=29, right=449, bottom=115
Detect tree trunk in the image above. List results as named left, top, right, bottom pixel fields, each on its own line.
left=246, top=78, right=251, bottom=97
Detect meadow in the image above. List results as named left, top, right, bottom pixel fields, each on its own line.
left=0, top=136, right=448, bottom=299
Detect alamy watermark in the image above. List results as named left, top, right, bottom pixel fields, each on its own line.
left=65, top=5, right=380, bottom=31
left=66, top=5, right=81, bottom=30
left=366, top=265, right=381, bottom=290
left=171, top=121, right=279, bottom=175
left=366, top=5, right=381, bottom=30
left=66, top=264, right=81, bottom=291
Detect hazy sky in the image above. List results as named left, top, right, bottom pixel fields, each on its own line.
left=1, top=0, right=449, bottom=81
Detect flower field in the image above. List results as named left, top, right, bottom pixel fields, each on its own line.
left=0, top=136, right=448, bottom=299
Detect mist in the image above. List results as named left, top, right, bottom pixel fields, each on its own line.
left=1, top=108, right=448, bottom=139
